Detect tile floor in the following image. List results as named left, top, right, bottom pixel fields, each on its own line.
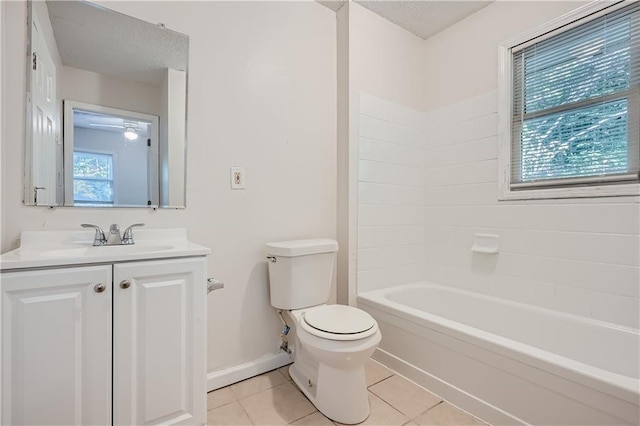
left=206, top=359, right=488, bottom=425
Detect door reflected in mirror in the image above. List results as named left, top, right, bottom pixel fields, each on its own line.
left=24, top=0, right=188, bottom=208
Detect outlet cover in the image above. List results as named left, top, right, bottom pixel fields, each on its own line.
left=230, top=166, right=246, bottom=189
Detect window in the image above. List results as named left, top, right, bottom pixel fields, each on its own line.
left=499, top=2, right=640, bottom=199
left=73, top=151, right=114, bottom=205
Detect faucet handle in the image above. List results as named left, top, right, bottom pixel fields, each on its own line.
left=122, top=223, right=145, bottom=244
left=81, top=224, right=106, bottom=246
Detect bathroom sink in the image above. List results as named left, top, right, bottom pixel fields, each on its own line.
left=39, top=247, right=90, bottom=258
left=0, top=229, right=210, bottom=270
left=92, top=244, right=174, bottom=253
left=39, top=244, right=175, bottom=258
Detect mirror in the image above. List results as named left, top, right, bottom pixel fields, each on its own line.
left=24, top=0, right=189, bottom=208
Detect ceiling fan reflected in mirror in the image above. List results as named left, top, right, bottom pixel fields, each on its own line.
left=124, top=127, right=138, bottom=140
left=88, top=121, right=139, bottom=140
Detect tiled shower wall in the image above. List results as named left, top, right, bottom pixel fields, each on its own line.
left=423, top=92, right=639, bottom=329
left=357, top=94, right=426, bottom=293
left=357, top=93, right=640, bottom=329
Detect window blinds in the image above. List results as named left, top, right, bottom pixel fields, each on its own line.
left=511, top=2, right=640, bottom=189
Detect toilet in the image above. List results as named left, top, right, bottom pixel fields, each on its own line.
left=265, top=239, right=381, bottom=425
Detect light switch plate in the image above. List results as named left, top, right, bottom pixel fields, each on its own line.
left=230, top=167, right=246, bottom=189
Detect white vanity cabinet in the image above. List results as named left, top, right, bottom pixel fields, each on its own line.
left=1, top=265, right=113, bottom=425
left=113, top=258, right=206, bottom=425
left=1, top=255, right=207, bottom=426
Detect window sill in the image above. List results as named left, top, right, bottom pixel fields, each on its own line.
left=498, top=183, right=640, bottom=201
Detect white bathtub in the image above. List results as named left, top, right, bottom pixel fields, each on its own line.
left=357, top=282, right=640, bottom=425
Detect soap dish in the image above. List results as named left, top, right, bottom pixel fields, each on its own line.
left=471, top=233, right=499, bottom=254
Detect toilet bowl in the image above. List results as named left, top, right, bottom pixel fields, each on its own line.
left=265, top=239, right=381, bottom=424
left=285, top=305, right=381, bottom=424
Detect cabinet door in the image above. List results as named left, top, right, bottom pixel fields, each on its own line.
left=1, top=266, right=112, bottom=425
left=113, top=258, right=206, bottom=425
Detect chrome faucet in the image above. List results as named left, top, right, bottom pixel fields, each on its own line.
left=107, top=224, right=122, bottom=245
left=122, top=223, right=145, bottom=245
left=81, top=223, right=145, bottom=246
left=81, top=224, right=107, bottom=246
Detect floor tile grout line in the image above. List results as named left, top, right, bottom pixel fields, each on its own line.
left=285, top=409, right=321, bottom=425
left=206, top=398, right=238, bottom=412
left=366, top=372, right=395, bottom=388
left=229, top=368, right=289, bottom=400
left=234, top=395, right=257, bottom=425
left=206, top=398, right=255, bottom=426
left=205, top=386, right=239, bottom=412
left=238, top=398, right=256, bottom=426
left=410, top=400, right=444, bottom=423
left=369, top=374, right=445, bottom=421
left=367, top=388, right=411, bottom=423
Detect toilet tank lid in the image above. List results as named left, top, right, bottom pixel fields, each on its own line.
left=265, top=239, right=338, bottom=257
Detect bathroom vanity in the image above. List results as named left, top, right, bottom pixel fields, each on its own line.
left=0, top=229, right=210, bottom=425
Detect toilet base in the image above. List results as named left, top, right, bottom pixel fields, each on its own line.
left=289, top=362, right=370, bottom=424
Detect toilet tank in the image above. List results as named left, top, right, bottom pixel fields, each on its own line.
left=265, top=239, right=338, bottom=310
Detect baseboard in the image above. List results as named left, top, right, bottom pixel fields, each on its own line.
left=372, top=348, right=524, bottom=426
left=207, top=352, right=292, bottom=392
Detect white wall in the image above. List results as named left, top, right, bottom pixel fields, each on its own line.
left=336, top=4, right=350, bottom=304
left=348, top=2, right=426, bottom=111
left=2, top=0, right=336, bottom=379
left=60, top=66, right=162, bottom=117
left=420, top=0, right=639, bottom=328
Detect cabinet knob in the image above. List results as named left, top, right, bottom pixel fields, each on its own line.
left=120, top=280, right=131, bottom=289
left=94, top=283, right=106, bottom=293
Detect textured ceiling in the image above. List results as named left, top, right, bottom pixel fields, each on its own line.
left=74, top=110, right=150, bottom=138
left=46, top=1, right=188, bottom=85
left=317, top=0, right=493, bottom=40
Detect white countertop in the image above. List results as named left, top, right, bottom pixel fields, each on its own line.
left=0, top=228, right=210, bottom=271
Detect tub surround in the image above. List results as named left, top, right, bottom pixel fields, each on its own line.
left=357, top=91, right=639, bottom=330
left=349, top=10, right=638, bottom=424
left=421, top=91, right=639, bottom=329
left=355, top=76, right=639, bottom=425
left=356, top=93, right=427, bottom=294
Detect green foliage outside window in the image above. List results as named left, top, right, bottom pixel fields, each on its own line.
left=516, top=17, right=634, bottom=183
left=73, top=152, right=113, bottom=204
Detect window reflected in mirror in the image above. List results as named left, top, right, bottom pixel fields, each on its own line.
left=73, top=151, right=114, bottom=205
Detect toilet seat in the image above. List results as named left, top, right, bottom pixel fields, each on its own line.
left=300, top=305, right=378, bottom=341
